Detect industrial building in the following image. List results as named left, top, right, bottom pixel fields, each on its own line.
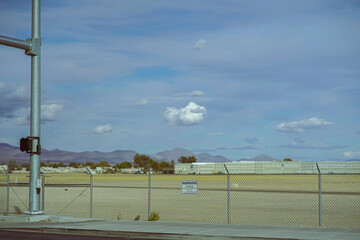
left=175, top=161, right=360, bottom=174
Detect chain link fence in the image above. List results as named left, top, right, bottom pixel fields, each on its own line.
left=1, top=169, right=359, bottom=228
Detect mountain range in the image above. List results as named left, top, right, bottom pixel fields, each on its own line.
left=0, top=143, right=282, bottom=165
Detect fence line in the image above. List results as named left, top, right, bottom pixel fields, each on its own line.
left=1, top=168, right=359, bottom=228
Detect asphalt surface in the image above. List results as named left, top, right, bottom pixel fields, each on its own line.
left=0, top=230, right=150, bottom=240
left=0, top=215, right=360, bottom=240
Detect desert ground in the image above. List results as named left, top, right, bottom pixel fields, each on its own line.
left=1, top=173, right=359, bottom=228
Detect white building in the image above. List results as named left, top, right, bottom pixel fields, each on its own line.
left=175, top=161, right=360, bottom=174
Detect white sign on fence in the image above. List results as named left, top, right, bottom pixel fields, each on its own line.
left=181, top=180, right=198, bottom=194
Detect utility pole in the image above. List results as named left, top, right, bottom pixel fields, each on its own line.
left=0, top=0, right=43, bottom=214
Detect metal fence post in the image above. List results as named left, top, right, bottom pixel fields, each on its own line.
left=2, top=167, right=10, bottom=216
left=41, top=172, right=45, bottom=211
left=316, top=163, right=322, bottom=227
left=148, top=170, right=151, bottom=219
left=224, top=164, right=230, bottom=224
left=86, top=167, right=93, bottom=218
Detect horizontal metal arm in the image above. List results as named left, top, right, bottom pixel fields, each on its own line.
left=0, top=35, right=31, bottom=51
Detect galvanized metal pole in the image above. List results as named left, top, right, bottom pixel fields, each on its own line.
left=224, top=165, right=230, bottom=224
left=316, top=163, right=322, bottom=227
left=7, top=173, right=9, bottom=216
left=148, top=170, right=151, bottom=219
left=26, top=0, right=43, bottom=215
left=0, top=35, right=31, bottom=51
left=3, top=168, right=10, bottom=216
left=1, top=167, right=10, bottom=216
left=90, top=174, right=93, bottom=218
left=86, top=167, right=93, bottom=218
left=41, top=172, right=45, bottom=211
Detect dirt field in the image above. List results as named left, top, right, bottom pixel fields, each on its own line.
left=1, top=173, right=359, bottom=228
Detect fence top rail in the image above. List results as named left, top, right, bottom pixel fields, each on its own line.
left=153, top=173, right=360, bottom=176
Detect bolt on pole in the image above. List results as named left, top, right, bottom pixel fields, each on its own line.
left=0, top=0, right=43, bottom=215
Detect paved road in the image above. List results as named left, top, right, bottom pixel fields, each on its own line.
left=0, top=230, right=151, bottom=240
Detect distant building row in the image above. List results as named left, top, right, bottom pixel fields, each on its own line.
left=175, top=161, right=360, bottom=174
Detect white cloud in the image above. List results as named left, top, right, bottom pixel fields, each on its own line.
left=42, top=103, right=63, bottom=122
left=163, top=101, right=206, bottom=126
left=343, top=151, right=360, bottom=158
left=175, top=90, right=205, bottom=97
left=275, top=117, right=333, bottom=133
left=0, top=82, right=29, bottom=118
left=193, top=39, right=207, bottom=50
left=134, top=99, right=149, bottom=106
left=15, top=103, right=63, bottom=125
left=16, top=113, right=29, bottom=126
left=93, top=124, right=113, bottom=134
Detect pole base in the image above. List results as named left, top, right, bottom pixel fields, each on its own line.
left=24, top=210, right=45, bottom=215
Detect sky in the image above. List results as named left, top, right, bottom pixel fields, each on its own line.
left=0, top=0, right=359, bottom=161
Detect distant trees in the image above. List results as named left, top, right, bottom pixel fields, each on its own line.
left=22, top=163, right=30, bottom=171
left=283, top=158, right=293, bottom=161
left=8, top=160, right=19, bottom=171
left=115, top=161, right=132, bottom=169
left=98, top=161, right=110, bottom=167
left=84, top=162, right=96, bottom=169
left=178, top=156, right=197, bottom=164
left=133, top=154, right=165, bottom=172
left=160, top=161, right=171, bottom=170
left=133, top=154, right=152, bottom=172
left=69, top=162, right=79, bottom=168
left=5, top=156, right=176, bottom=174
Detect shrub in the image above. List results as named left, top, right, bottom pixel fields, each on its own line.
left=148, top=211, right=160, bottom=221
left=134, top=214, right=140, bottom=221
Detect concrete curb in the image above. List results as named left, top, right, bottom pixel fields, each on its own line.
left=0, top=215, right=103, bottom=223
left=1, top=216, right=359, bottom=240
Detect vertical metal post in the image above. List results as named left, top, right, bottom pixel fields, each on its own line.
left=316, top=163, right=322, bottom=227
left=86, top=167, right=93, bottom=218
left=148, top=170, right=151, bottom=219
left=26, top=0, right=43, bottom=215
left=1, top=167, right=10, bottom=216
left=41, top=172, right=45, bottom=211
left=224, top=164, right=230, bottom=224
left=90, top=174, right=93, bottom=218
left=6, top=173, right=10, bottom=216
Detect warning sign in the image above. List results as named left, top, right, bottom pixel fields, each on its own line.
left=181, top=180, right=198, bottom=194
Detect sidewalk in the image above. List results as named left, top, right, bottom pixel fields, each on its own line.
left=1, top=215, right=359, bottom=240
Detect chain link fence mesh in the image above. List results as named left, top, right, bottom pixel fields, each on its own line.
left=0, top=174, right=6, bottom=215
left=1, top=172, right=359, bottom=228
left=321, top=174, right=360, bottom=228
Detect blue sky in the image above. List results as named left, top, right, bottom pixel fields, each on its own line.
left=0, top=0, right=359, bottom=161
